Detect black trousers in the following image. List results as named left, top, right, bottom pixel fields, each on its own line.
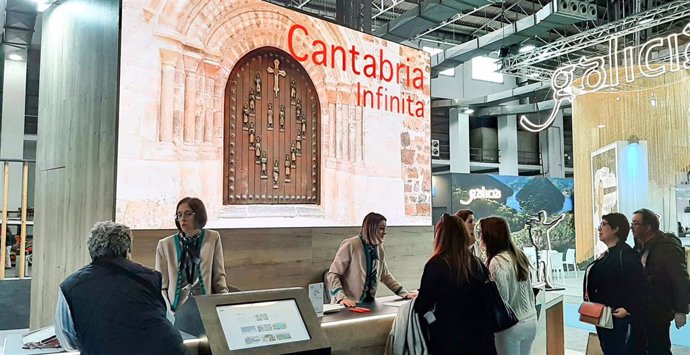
left=645, top=317, right=671, bottom=355
left=596, top=317, right=633, bottom=355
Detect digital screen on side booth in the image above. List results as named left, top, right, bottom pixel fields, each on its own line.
left=216, top=299, right=310, bottom=350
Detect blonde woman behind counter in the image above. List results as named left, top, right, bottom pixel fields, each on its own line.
left=327, top=212, right=416, bottom=307
left=155, top=197, right=231, bottom=312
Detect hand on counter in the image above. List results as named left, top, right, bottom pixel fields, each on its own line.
left=401, top=292, right=418, bottom=299
left=339, top=298, right=358, bottom=308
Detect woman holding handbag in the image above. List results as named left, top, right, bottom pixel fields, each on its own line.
left=480, top=217, right=537, bottom=355
left=583, top=213, right=649, bottom=355
left=414, top=213, right=497, bottom=355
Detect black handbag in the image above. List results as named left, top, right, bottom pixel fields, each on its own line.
left=484, top=279, right=519, bottom=332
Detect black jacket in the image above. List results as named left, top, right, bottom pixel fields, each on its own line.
left=61, top=257, right=184, bottom=355
left=635, top=232, right=690, bottom=322
left=584, top=242, right=649, bottom=325
left=414, top=256, right=497, bottom=355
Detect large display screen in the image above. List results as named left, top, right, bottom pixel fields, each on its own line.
left=216, top=299, right=310, bottom=350
left=117, top=0, right=432, bottom=229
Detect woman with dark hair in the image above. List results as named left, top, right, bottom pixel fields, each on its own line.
left=414, top=213, right=497, bottom=355
left=455, top=209, right=476, bottom=245
left=155, top=197, right=230, bottom=311
left=584, top=213, right=649, bottom=355
left=480, top=217, right=537, bottom=355
left=327, top=212, right=414, bottom=307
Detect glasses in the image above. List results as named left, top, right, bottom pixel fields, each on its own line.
left=597, top=221, right=609, bottom=231
left=630, top=222, right=645, bottom=229
left=175, top=211, right=195, bottom=221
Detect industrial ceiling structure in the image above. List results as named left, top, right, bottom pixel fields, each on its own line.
left=274, top=0, right=689, bottom=174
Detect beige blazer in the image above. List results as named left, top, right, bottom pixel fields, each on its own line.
left=155, top=229, right=229, bottom=307
left=327, top=236, right=407, bottom=303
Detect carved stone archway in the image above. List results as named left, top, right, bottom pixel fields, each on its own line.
left=224, top=47, right=320, bottom=205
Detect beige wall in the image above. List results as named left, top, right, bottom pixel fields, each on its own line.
left=131, top=226, right=434, bottom=295
left=572, top=69, right=690, bottom=262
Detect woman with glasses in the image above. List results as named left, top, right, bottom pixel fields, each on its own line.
left=480, top=217, right=537, bottom=355
left=583, top=213, right=649, bottom=355
left=155, top=197, right=230, bottom=312
left=414, top=213, right=497, bottom=355
left=327, top=212, right=415, bottom=307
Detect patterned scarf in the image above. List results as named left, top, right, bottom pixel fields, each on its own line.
left=361, top=235, right=380, bottom=302
left=172, top=230, right=206, bottom=311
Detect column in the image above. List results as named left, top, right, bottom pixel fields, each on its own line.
left=539, top=110, right=565, bottom=178
left=449, top=108, right=470, bottom=173
left=1, top=55, right=27, bottom=210
left=182, top=54, right=201, bottom=143
left=202, top=60, right=220, bottom=143
left=498, top=115, right=518, bottom=176
left=159, top=49, right=180, bottom=142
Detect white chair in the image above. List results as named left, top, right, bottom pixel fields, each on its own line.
left=550, top=251, right=565, bottom=283
left=563, top=248, right=578, bottom=277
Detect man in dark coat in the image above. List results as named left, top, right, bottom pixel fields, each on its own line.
left=54, top=221, right=184, bottom=355
left=632, top=209, right=690, bottom=355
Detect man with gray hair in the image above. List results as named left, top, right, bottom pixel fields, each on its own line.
left=54, top=221, right=184, bottom=355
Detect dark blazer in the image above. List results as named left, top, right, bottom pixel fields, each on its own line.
left=414, top=255, right=497, bottom=355
left=635, top=232, right=690, bottom=322
left=584, top=242, right=649, bottom=326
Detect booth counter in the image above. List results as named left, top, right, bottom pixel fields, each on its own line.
left=1, top=290, right=565, bottom=355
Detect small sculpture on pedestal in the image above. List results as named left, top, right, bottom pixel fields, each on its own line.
left=260, top=151, right=268, bottom=179
left=254, top=136, right=262, bottom=164
left=296, top=98, right=302, bottom=120
left=301, top=114, right=307, bottom=134
left=273, top=160, right=280, bottom=189
left=290, top=142, right=297, bottom=169
left=267, top=103, right=274, bottom=130
left=248, top=122, right=256, bottom=150
left=242, top=103, right=249, bottom=130
left=296, top=130, right=302, bottom=156
left=290, top=79, right=297, bottom=105
left=279, top=105, right=286, bottom=132
left=255, top=72, right=262, bottom=99
left=284, top=154, right=292, bottom=183
left=249, top=88, right=256, bottom=114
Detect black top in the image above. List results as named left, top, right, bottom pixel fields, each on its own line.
left=414, top=255, right=497, bottom=355
left=584, top=242, right=649, bottom=325
left=635, top=232, right=690, bottom=321
left=60, top=257, right=184, bottom=355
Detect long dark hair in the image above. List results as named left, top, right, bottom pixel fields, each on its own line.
left=432, top=214, right=478, bottom=285
left=480, top=217, right=531, bottom=282
left=361, top=212, right=386, bottom=245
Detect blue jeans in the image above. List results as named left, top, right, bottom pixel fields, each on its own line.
left=596, top=316, right=633, bottom=355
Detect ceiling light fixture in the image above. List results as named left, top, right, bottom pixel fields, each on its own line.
left=8, top=54, right=23, bottom=61
left=463, top=109, right=475, bottom=115
left=597, top=124, right=606, bottom=128
left=638, top=18, right=653, bottom=25
left=519, top=44, right=536, bottom=53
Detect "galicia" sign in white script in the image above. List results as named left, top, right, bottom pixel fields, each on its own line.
left=459, top=186, right=502, bottom=205
left=520, top=23, right=690, bottom=133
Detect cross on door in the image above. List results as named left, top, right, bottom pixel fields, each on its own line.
left=266, top=59, right=286, bottom=98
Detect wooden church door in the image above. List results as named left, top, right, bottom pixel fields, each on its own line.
left=224, top=47, right=320, bottom=205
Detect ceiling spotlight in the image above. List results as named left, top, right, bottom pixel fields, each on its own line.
left=597, top=124, right=606, bottom=129
left=638, top=18, right=653, bottom=26
left=519, top=45, right=536, bottom=53
left=463, top=109, right=475, bottom=115
left=8, top=54, right=23, bottom=61
left=527, top=73, right=540, bottom=78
